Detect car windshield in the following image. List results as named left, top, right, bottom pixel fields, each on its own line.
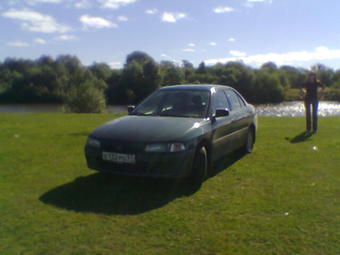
left=132, top=89, right=210, bottom=118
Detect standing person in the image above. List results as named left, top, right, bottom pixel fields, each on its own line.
left=301, top=72, right=325, bottom=133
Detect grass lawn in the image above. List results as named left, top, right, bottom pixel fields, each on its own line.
left=0, top=114, right=339, bottom=255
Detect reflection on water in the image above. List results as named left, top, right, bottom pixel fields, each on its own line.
left=106, top=105, right=128, bottom=113
left=0, top=104, right=63, bottom=113
left=1, top=101, right=340, bottom=117
left=255, top=101, right=340, bottom=117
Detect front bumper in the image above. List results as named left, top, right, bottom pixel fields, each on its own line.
left=85, top=145, right=195, bottom=178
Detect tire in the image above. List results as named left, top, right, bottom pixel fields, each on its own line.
left=243, top=129, right=255, bottom=153
left=189, top=146, right=208, bottom=187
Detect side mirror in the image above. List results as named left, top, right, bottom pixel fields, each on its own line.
left=127, top=105, right=135, bottom=114
left=215, top=108, right=229, bottom=118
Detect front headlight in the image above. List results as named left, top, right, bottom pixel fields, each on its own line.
left=87, top=137, right=101, bottom=148
left=145, top=143, right=168, bottom=152
left=169, top=143, right=186, bottom=152
left=145, top=143, right=186, bottom=153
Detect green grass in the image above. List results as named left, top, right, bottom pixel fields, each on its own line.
left=0, top=114, right=339, bottom=255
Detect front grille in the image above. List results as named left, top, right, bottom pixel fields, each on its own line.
left=100, top=140, right=145, bottom=153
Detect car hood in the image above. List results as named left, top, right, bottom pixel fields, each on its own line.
left=90, top=115, right=210, bottom=142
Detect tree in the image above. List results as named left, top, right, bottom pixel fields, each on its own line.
left=120, top=60, right=144, bottom=103
left=218, top=62, right=255, bottom=101
left=253, top=70, right=284, bottom=103
left=1, top=52, right=339, bottom=106
left=89, top=62, right=112, bottom=82
left=0, top=65, right=14, bottom=93
left=106, top=70, right=122, bottom=104
left=142, top=59, right=161, bottom=95
left=261, top=62, right=277, bottom=73
left=126, top=51, right=154, bottom=65
left=121, top=52, right=160, bottom=103
left=330, top=70, right=340, bottom=88
left=278, top=65, right=307, bottom=88
left=160, top=61, right=184, bottom=85
left=311, top=63, right=333, bottom=86
left=197, top=62, right=206, bottom=74
left=182, top=60, right=195, bottom=83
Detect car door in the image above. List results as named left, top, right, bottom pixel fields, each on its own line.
left=210, top=89, right=234, bottom=161
left=224, top=89, right=250, bottom=150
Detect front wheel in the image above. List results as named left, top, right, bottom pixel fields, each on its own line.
left=189, top=146, right=208, bottom=187
left=243, top=129, right=255, bottom=153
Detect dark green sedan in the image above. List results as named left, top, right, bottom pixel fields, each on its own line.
left=85, top=84, right=257, bottom=185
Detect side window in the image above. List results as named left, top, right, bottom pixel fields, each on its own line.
left=225, top=90, right=242, bottom=111
left=235, top=92, right=246, bottom=107
left=212, top=90, right=230, bottom=111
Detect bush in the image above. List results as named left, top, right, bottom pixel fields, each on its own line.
left=63, top=80, right=106, bottom=113
left=253, top=72, right=285, bottom=103
left=284, top=88, right=302, bottom=101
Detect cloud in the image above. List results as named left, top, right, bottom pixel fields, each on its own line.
left=244, top=0, right=273, bottom=8
left=74, top=0, right=91, bottom=8
left=188, top=43, right=195, bottom=47
left=213, top=6, right=234, bottom=13
left=34, top=38, right=46, bottom=44
left=182, top=48, right=195, bottom=52
left=145, top=8, right=158, bottom=15
left=26, top=0, right=63, bottom=5
left=247, top=0, right=272, bottom=2
left=99, top=0, right=137, bottom=9
left=109, top=61, right=122, bottom=69
left=205, top=46, right=340, bottom=66
left=2, top=9, right=70, bottom=33
left=80, top=15, right=117, bottom=29
left=209, top=42, right=217, bottom=46
left=160, top=54, right=180, bottom=64
left=229, top=50, right=246, bottom=57
left=7, top=41, right=30, bottom=47
left=228, top=37, right=236, bottom=42
left=117, top=15, right=128, bottom=22
left=161, top=12, right=186, bottom=23
left=54, top=34, right=76, bottom=40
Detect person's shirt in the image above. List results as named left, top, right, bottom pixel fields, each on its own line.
left=302, top=81, right=324, bottom=100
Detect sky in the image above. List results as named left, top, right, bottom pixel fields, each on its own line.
left=1, top=0, right=340, bottom=69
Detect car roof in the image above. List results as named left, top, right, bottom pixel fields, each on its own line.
left=159, top=84, right=233, bottom=91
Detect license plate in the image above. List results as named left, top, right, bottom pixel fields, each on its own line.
left=102, top=152, right=136, bottom=164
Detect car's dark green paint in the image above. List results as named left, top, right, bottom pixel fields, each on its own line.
left=85, top=84, right=257, bottom=179
left=88, top=116, right=210, bottom=142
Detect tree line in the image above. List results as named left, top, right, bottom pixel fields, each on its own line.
left=0, top=51, right=339, bottom=112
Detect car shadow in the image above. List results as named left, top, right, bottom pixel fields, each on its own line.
left=40, top=152, right=244, bottom=215
left=209, top=151, right=245, bottom=178
left=39, top=173, right=198, bottom=215
left=286, top=131, right=313, bottom=143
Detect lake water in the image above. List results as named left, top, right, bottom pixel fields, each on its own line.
left=1, top=101, right=340, bottom=117
left=255, top=101, right=340, bottom=117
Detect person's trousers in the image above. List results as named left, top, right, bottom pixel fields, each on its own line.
left=304, top=99, right=319, bottom=132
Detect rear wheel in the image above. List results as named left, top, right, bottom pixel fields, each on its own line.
left=243, top=129, right=254, bottom=153
left=189, top=146, right=208, bottom=187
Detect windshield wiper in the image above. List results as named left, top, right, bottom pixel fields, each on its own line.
left=133, top=112, right=161, bottom=116
left=131, top=112, right=146, bottom=116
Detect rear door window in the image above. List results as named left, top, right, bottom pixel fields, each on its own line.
left=225, top=90, right=242, bottom=111
left=212, top=90, right=230, bottom=112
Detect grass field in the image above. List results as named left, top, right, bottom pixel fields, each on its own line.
left=0, top=114, right=339, bottom=255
